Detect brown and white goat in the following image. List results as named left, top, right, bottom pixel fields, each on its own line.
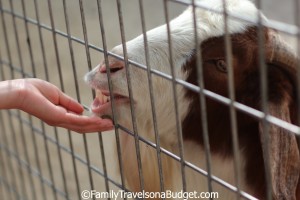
left=85, top=0, right=300, bottom=199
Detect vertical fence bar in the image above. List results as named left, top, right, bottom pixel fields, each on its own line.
left=96, top=1, right=127, bottom=197
left=17, top=99, right=37, bottom=200
left=116, top=0, right=145, bottom=193
left=7, top=1, right=29, bottom=199
left=0, top=0, right=13, bottom=75
left=32, top=0, right=49, bottom=81
left=0, top=182, right=2, bottom=200
left=0, top=162, right=3, bottom=199
left=20, top=0, right=48, bottom=199
left=30, top=0, right=68, bottom=195
left=0, top=144, right=7, bottom=200
left=53, top=123, right=69, bottom=197
left=7, top=111, right=28, bottom=198
left=97, top=134, right=110, bottom=196
left=222, top=1, right=242, bottom=199
left=42, top=9, right=69, bottom=197
left=44, top=0, right=71, bottom=198
left=0, top=53, right=3, bottom=199
left=61, top=0, right=83, bottom=198
left=0, top=114, right=15, bottom=200
left=255, top=0, right=272, bottom=199
left=30, top=0, right=64, bottom=198
left=29, top=120, right=48, bottom=200
left=163, top=0, right=186, bottom=192
left=78, top=0, right=96, bottom=198
left=191, top=0, right=213, bottom=197
left=0, top=112, right=19, bottom=199
left=95, top=1, right=114, bottom=195
left=0, top=5, right=18, bottom=198
left=294, top=0, right=300, bottom=152
left=35, top=3, right=60, bottom=200
left=138, top=0, right=165, bottom=195
left=2, top=1, right=298, bottom=199
left=8, top=0, right=23, bottom=72
left=20, top=0, right=35, bottom=78
left=9, top=1, right=39, bottom=199
left=0, top=48, right=14, bottom=200
left=38, top=42, right=59, bottom=199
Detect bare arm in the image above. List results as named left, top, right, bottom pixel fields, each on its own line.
left=0, top=78, right=113, bottom=133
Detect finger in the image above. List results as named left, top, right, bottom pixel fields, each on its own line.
left=31, top=79, right=84, bottom=114
left=60, top=124, right=113, bottom=133
left=59, top=113, right=114, bottom=128
left=57, top=92, right=84, bottom=114
left=47, top=111, right=114, bottom=133
left=58, top=121, right=114, bottom=133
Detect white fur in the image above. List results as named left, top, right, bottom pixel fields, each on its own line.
left=85, top=0, right=264, bottom=198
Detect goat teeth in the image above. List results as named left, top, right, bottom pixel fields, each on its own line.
left=96, top=90, right=102, bottom=97
left=101, top=95, right=107, bottom=104
left=95, top=90, right=108, bottom=105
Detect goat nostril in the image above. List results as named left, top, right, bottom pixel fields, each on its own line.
left=99, top=64, right=107, bottom=73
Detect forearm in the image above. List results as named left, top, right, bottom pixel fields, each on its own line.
left=0, top=79, right=24, bottom=110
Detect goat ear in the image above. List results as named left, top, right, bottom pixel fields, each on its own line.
left=259, top=103, right=299, bottom=199
left=259, top=30, right=300, bottom=199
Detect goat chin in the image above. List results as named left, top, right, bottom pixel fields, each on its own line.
left=85, top=0, right=300, bottom=199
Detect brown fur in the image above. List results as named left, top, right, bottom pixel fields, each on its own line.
left=182, top=26, right=300, bottom=199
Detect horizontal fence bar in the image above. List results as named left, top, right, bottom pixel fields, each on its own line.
left=168, top=0, right=299, bottom=35
left=6, top=108, right=257, bottom=200
left=0, top=177, right=23, bottom=200
left=2, top=58, right=299, bottom=136
left=5, top=110, right=131, bottom=194
left=0, top=144, right=67, bottom=199
left=116, top=125, right=257, bottom=200
left=1, top=2, right=299, bottom=37
left=0, top=60, right=33, bottom=78
left=1, top=2, right=299, bottom=199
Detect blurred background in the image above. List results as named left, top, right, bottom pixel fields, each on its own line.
left=0, top=0, right=298, bottom=199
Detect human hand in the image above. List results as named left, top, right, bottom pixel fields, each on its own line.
left=1, top=78, right=113, bottom=133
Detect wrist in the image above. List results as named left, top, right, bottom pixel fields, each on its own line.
left=0, top=79, right=27, bottom=110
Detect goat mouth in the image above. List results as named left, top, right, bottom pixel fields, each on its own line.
left=91, top=90, right=129, bottom=115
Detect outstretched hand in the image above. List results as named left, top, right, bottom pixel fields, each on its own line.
left=0, top=78, right=113, bottom=133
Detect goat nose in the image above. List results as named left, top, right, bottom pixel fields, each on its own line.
left=99, top=60, right=124, bottom=74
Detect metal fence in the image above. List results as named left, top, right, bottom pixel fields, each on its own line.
left=0, top=0, right=299, bottom=200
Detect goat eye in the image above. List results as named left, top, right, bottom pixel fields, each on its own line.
left=215, top=59, right=227, bottom=73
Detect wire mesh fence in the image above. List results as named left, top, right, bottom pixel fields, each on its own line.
left=0, top=0, right=299, bottom=200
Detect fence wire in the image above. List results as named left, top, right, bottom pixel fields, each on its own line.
left=0, top=0, right=299, bottom=200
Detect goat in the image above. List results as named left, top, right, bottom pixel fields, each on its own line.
left=85, top=0, right=300, bottom=199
